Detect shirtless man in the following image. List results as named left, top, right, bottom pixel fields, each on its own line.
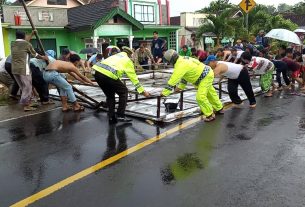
left=206, top=55, right=256, bottom=108
left=216, top=47, right=231, bottom=61
left=43, top=54, right=94, bottom=112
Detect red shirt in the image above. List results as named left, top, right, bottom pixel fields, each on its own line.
left=197, top=50, right=207, bottom=61
left=282, top=57, right=301, bottom=72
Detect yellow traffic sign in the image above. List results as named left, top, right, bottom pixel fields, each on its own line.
left=239, top=0, right=256, bottom=13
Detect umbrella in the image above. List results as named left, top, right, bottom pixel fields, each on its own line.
left=294, top=29, right=305, bottom=33
left=80, top=47, right=100, bottom=54
left=265, top=29, right=302, bottom=45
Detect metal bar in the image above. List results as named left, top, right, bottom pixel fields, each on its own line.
left=75, top=94, right=96, bottom=107
left=72, top=85, right=99, bottom=104
left=157, top=96, right=161, bottom=118
left=19, top=0, right=46, bottom=54
left=218, top=81, right=222, bottom=99
left=214, top=87, right=229, bottom=94
left=179, top=91, right=184, bottom=111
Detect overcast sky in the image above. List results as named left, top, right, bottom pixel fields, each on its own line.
left=170, top=0, right=302, bottom=16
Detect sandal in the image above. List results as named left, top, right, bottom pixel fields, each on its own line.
left=73, top=105, right=85, bottom=112
left=215, top=108, right=224, bottom=115
left=249, top=104, right=257, bottom=108
left=42, top=100, right=55, bottom=105
left=62, top=108, right=71, bottom=112
left=24, top=106, right=37, bottom=112
left=204, top=114, right=216, bottom=122
left=264, top=93, right=273, bottom=97
left=29, top=102, right=39, bottom=108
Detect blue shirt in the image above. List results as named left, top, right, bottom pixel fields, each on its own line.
left=88, top=54, right=103, bottom=64
left=30, top=56, right=55, bottom=71
left=151, top=38, right=164, bottom=58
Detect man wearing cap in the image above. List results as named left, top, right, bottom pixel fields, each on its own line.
left=161, top=49, right=223, bottom=122
left=234, top=39, right=243, bottom=50
left=206, top=55, right=256, bottom=108
left=256, top=30, right=269, bottom=49
left=93, top=46, right=150, bottom=124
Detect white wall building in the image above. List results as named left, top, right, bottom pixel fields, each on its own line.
left=171, top=12, right=216, bottom=50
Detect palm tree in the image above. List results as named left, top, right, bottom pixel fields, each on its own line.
left=197, top=8, right=239, bottom=46
left=197, top=0, right=234, bottom=17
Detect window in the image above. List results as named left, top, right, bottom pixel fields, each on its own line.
left=47, top=0, right=67, bottom=5
left=169, top=32, right=176, bottom=50
left=134, top=4, right=154, bottom=22
left=38, top=11, right=54, bottom=22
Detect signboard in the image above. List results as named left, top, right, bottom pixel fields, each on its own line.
left=239, top=0, right=256, bottom=13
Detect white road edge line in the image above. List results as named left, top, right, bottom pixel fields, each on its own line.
left=0, top=107, right=61, bottom=123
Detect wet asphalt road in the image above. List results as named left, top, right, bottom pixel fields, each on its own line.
left=2, top=92, right=305, bottom=207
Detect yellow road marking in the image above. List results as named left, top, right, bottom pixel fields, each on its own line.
left=11, top=104, right=233, bottom=207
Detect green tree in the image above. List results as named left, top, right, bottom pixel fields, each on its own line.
left=197, top=8, right=237, bottom=46
left=266, top=5, right=276, bottom=14
left=292, top=1, right=305, bottom=14
left=197, top=0, right=233, bottom=16
left=247, top=5, right=298, bottom=36
left=277, top=3, right=293, bottom=13
left=197, top=3, right=298, bottom=46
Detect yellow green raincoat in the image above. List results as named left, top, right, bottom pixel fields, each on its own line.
left=92, top=52, right=145, bottom=93
left=161, top=56, right=223, bottom=116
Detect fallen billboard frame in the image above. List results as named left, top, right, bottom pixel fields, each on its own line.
left=49, top=66, right=267, bottom=123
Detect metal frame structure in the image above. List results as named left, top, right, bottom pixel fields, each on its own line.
left=49, top=66, right=267, bottom=123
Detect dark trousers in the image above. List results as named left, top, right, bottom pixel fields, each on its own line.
left=94, top=72, right=128, bottom=118
left=30, top=64, right=49, bottom=102
left=228, top=69, right=256, bottom=105
left=139, top=59, right=149, bottom=70
left=276, top=67, right=290, bottom=87
left=4, top=63, right=19, bottom=96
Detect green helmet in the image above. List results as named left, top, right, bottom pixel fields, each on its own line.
left=122, top=46, right=133, bottom=55
left=164, top=49, right=178, bottom=64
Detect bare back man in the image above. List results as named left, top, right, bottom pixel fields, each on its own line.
left=43, top=54, right=93, bottom=112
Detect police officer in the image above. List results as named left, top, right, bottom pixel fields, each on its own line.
left=161, top=49, right=224, bottom=122
left=93, top=46, right=150, bottom=124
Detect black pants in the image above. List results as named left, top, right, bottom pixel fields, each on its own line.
left=228, top=69, right=256, bottom=105
left=30, top=64, right=49, bottom=102
left=139, top=59, right=149, bottom=70
left=94, top=72, right=128, bottom=118
left=4, top=63, right=19, bottom=96
left=276, top=67, right=290, bottom=87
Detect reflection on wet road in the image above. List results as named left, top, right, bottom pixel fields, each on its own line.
left=2, top=94, right=305, bottom=207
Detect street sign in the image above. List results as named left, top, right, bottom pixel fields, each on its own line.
left=239, top=0, right=256, bottom=13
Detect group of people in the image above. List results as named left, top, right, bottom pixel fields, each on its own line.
left=1, top=29, right=304, bottom=125
left=0, top=30, right=93, bottom=112
left=161, top=29, right=305, bottom=122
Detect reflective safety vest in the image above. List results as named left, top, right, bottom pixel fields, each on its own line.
left=92, top=52, right=144, bottom=93
left=162, top=56, right=208, bottom=96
